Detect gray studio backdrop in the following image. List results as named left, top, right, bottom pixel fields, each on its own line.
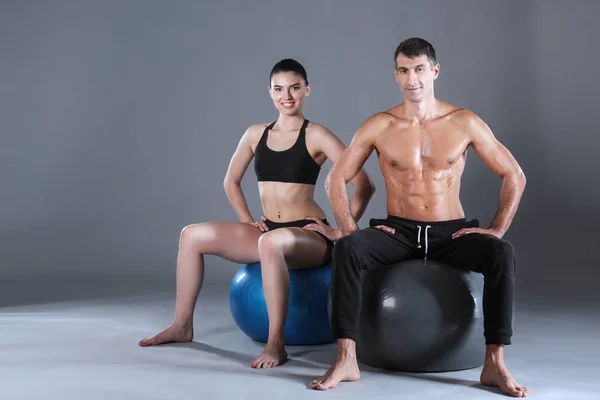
left=1, top=0, right=599, bottom=307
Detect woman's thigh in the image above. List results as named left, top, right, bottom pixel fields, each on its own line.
left=258, top=227, right=332, bottom=269
left=181, top=221, right=263, bottom=264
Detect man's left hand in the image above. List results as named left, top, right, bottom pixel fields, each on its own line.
left=452, top=227, right=503, bottom=239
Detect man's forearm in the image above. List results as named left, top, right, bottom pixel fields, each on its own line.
left=489, top=172, right=526, bottom=237
left=349, top=182, right=375, bottom=223
left=326, top=176, right=359, bottom=235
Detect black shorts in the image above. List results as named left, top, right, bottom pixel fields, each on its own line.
left=263, top=218, right=334, bottom=263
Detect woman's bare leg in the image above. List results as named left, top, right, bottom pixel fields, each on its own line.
left=250, top=228, right=331, bottom=368
left=139, top=222, right=262, bottom=346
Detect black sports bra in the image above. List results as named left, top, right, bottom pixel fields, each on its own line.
left=254, top=119, right=321, bottom=185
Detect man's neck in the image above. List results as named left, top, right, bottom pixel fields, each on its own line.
left=403, top=97, right=438, bottom=123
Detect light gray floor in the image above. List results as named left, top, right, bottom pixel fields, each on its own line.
left=2, top=282, right=599, bottom=400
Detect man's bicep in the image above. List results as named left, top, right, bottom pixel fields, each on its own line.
left=332, top=123, right=378, bottom=182
left=468, top=115, right=523, bottom=178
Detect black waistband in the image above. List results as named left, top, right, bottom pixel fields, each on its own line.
left=264, top=218, right=329, bottom=230
left=386, top=214, right=467, bottom=227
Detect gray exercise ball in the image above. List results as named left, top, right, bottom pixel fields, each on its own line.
left=329, top=259, right=485, bottom=372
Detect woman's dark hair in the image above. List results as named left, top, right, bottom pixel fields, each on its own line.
left=269, top=58, right=308, bottom=86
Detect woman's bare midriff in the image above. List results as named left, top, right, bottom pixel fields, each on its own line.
left=258, top=182, right=327, bottom=222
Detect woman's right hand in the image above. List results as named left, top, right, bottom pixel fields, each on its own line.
left=249, top=216, right=269, bottom=232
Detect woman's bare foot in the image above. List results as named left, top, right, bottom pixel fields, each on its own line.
left=480, top=361, right=530, bottom=397
left=250, top=344, right=288, bottom=368
left=310, top=357, right=361, bottom=390
left=138, top=323, right=193, bottom=347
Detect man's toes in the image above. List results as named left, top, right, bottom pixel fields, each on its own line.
left=507, top=387, right=519, bottom=397
left=515, top=386, right=527, bottom=395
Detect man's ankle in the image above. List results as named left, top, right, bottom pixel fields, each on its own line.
left=337, top=339, right=357, bottom=359
left=485, top=344, right=505, bottom=365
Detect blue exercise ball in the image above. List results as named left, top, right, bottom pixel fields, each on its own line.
left=229, top=262, right=334, bottom=345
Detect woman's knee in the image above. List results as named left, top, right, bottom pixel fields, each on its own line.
left=257, top=229, right=293, bottom=256
left=180, top=222, right=216, bottom=250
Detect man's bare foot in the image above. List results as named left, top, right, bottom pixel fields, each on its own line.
left=310, top=358, right=361, bottom=390
left=480, top=361, right=530, bottom=397
left=138, top=324, right=193, bottom=347
left=250, top=344, right=288, bottom=368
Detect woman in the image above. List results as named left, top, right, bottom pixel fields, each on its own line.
left=138, top=59, right=375, bottom=369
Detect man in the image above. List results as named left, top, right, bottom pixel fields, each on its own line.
left=308, top=38, right=529, bottom=397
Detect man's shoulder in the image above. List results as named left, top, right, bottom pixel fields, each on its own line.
left=440, top=105, right=491, bottom=141
left=353, top=112, right=399, bottom=142
left=363, top=110, right=405, bottom=129
left=440, top=104, right=481, bottom=126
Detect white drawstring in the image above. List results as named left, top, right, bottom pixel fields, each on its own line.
left=424, top=225, right=431, bottom=259
left=416, top=224, right=432, bottom=259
